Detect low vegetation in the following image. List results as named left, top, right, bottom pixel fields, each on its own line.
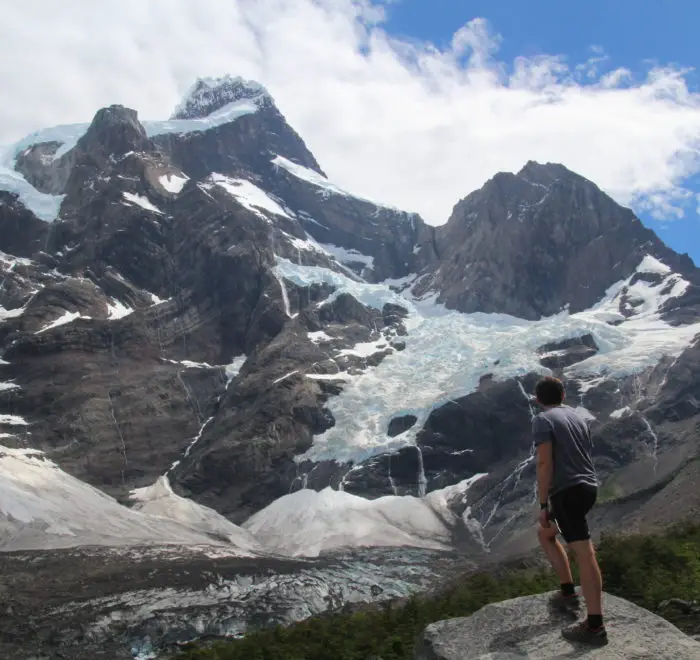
left=172, top=523, right=700, bottom=659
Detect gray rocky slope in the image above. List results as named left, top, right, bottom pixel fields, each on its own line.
left=1, top=74, right=700, bottom=656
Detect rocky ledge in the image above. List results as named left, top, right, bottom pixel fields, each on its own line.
left=415, top=591, right=700, bottom=659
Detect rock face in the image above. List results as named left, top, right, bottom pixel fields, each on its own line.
left=415, top=591, right=700, bottom=659
left=412, top=161, right=698, bottom=319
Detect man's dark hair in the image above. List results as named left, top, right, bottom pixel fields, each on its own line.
left=535, top=376, right=565, bottom=406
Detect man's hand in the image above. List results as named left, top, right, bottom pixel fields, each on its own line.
left=539, top=508, right=550, bottom=529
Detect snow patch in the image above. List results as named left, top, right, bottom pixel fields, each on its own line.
left=36, top=311, right=89, bottom=334
left=338, top=339, right=390, bottom=358
left=148, top=292, right=168, bottom=306
left=306, top=373, right=353, bottom=381
left=0, top=304, right=26, bottom=322
left=123, top=192, right=163, bottom=215
left=610, top=406, right=631, bottom=419
left=308, top=331, right=332, bottom=343
left=272, top=155, right=406, bottom=213
left=107, top=299, right=134, bottom=320
left=225, top=355, right=247, bottom=388
left=163, top=358, right=214, bottom=369
left=637, top=255, right=672, bottom=275
left=274, top=370, right=299, bottom=385
left=317, top=242, right=374, bottom=272
left=207, top=174, right=290, bottom=221
left=0, top=414, right=28, bottom=426
left=158, top=173, right=189, bottom=194
left=0, top=251, right=33, bottom=268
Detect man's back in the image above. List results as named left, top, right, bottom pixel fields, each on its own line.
left=532, top=405, right=598, bottom=496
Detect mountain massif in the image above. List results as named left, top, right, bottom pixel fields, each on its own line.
left=1, top=75, right=699, bottom=658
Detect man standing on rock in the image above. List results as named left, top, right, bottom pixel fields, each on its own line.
left=532, top=376, right=608, bottom=646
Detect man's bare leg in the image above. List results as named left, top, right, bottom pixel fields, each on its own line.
left=568, top=539, right=603, bottom=617
left=538, top=524, right=574, bottom=585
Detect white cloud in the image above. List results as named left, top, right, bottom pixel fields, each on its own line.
left=2, top=0, right=700, bottom=226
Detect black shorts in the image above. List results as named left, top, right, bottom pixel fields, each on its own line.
left=549, top=483, right=597, bottom=544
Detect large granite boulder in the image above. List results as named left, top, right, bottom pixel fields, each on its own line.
left=416, top=591, right=700, bottom=659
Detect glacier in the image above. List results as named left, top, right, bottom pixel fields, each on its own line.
left=272, top=253, right=700, bottom=465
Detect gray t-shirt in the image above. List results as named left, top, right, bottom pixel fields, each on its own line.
left=532, top=405, right=598, bottom=496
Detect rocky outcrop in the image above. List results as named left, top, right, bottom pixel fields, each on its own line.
left=415, top=591, right=700, bottom=659
left=413, top=161, right=699, bottom=319
left=172, top=75, right=274, bottom=120
left=0, top=192, right=49, bottom=256
left=537, top=334, right=598, bottom=370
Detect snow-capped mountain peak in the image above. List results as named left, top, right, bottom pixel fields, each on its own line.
left=171, top=75, right=272, bottom=120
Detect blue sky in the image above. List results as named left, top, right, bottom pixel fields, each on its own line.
left=383, top=0, right=700, bottom=264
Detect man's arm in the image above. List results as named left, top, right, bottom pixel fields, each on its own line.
left=536, top=441, right=554, bottom=506
left=532, top=415, right=554, bottom=506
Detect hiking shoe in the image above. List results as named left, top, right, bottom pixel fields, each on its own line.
left=549, top=591, right=581, bottom=612
left=562, top=621, right=609, bottom=646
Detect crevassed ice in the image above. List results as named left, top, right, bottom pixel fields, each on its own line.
left=273, top=255, right=700, bottom=465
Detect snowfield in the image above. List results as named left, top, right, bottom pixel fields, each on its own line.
left=244, top=475, right=487, bottom=556
left=130, top=476, right=261, bottom=552
left=0, top=445, right=258, bottom=553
